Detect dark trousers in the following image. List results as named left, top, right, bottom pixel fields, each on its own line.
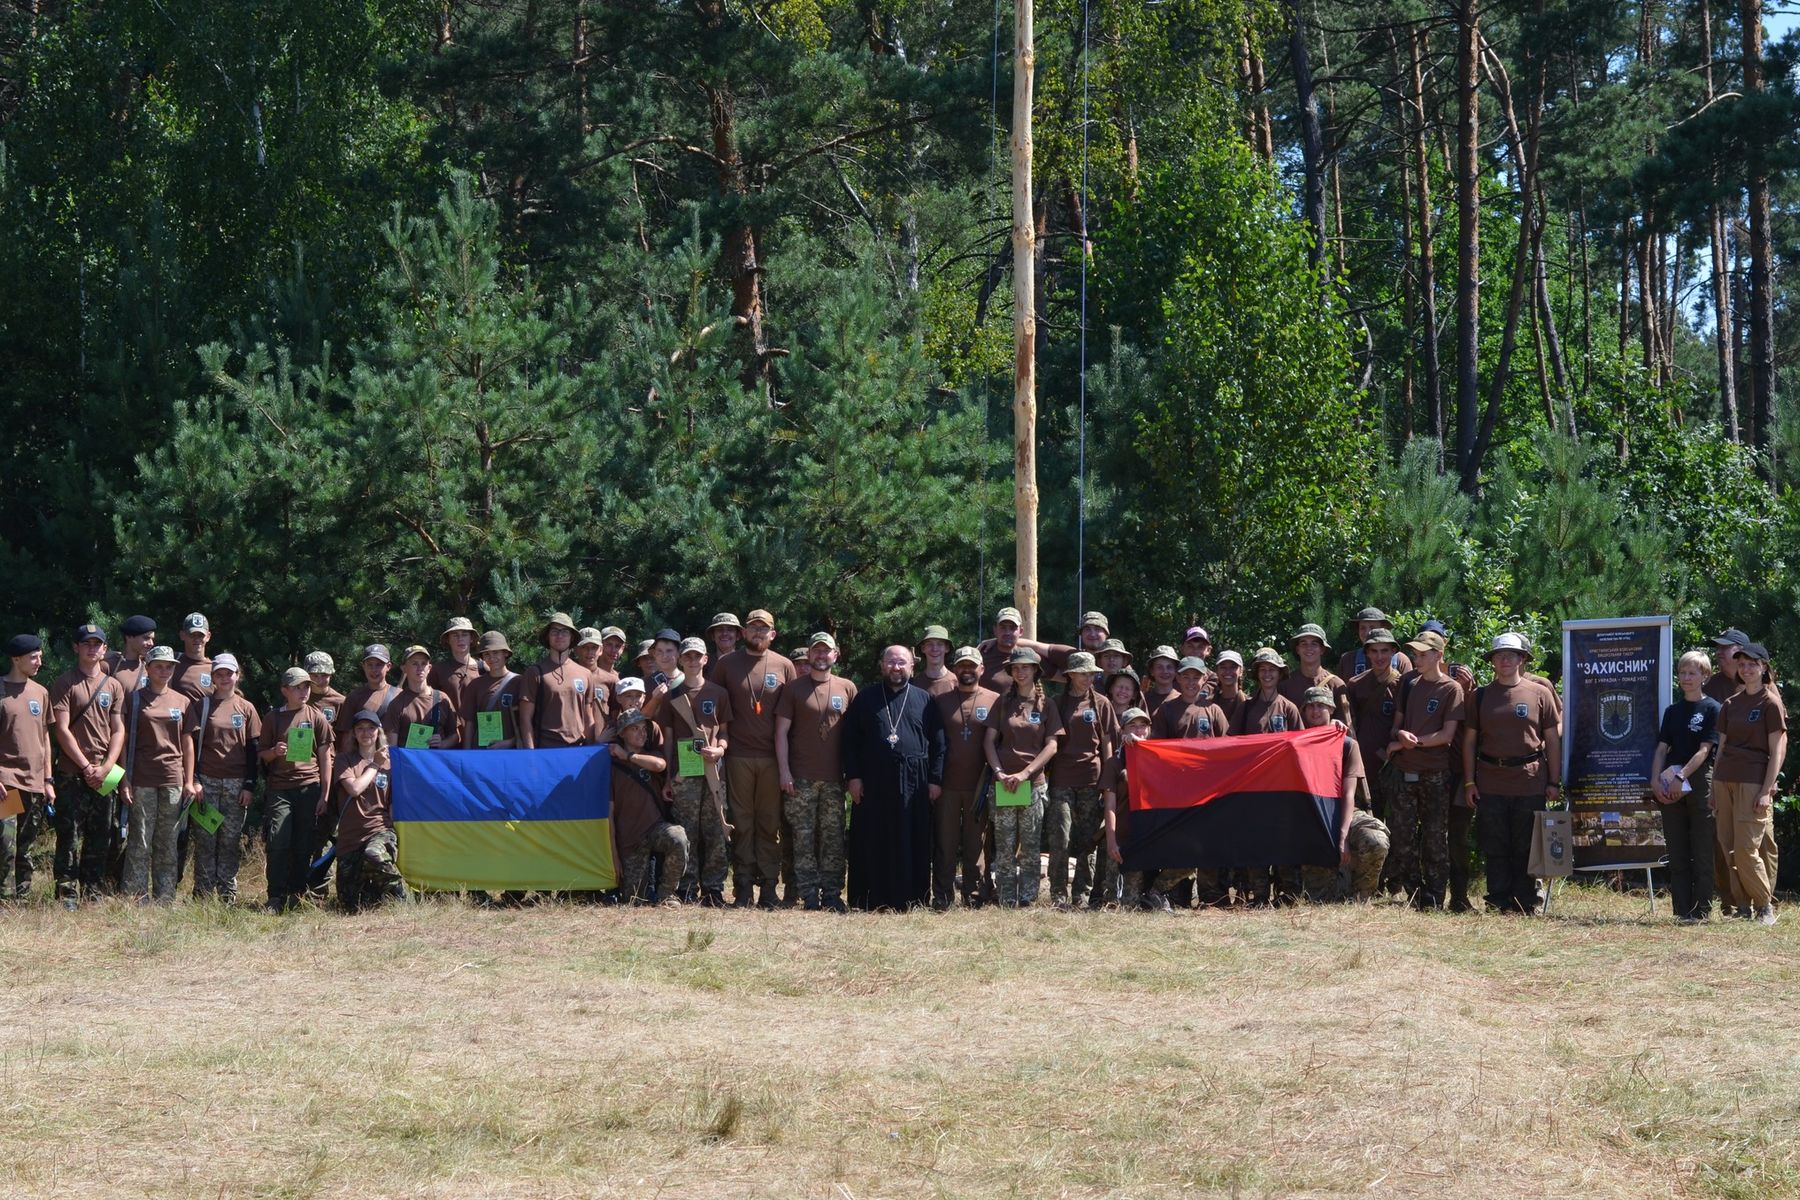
left=52, top=782, right=113, bottom=899
left=265, top=785, right=321, bottom=908
left=1661, top=772, right=1715, bottom=920
left=1448, top=797, right=1474, bottom=906
left=933, top=787, right=986, bottom=906
left=1478, top=793, right=1542, bottom=913
left=2, top=792, right=44, bottom=898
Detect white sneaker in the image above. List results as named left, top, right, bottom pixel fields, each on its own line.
left=1757, top=905, right=1778, bottom=926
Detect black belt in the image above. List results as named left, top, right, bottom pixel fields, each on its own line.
left=1478, top=751, right=1543, bottom=768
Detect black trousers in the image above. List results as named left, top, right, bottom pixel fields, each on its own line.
left=1660, top=770, right=1714, bottom=920
left=1477, top=793, right=1542, bottom=913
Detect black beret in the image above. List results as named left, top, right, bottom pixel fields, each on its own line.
left=121, top=615, right=157, bottom=637
left=7, top=634, right=43, bottom=657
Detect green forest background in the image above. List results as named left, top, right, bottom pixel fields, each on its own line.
left=2, top=0, right=1796, bottom=749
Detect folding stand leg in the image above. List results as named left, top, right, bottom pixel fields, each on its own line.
left=1644, top=866, right=1656, bottom=918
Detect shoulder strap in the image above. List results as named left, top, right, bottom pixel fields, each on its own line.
left=376, top=685, right=400, bottom=717
left=195, top=695, right=214, bottom=756
left=483, top=672, right=518, bottom=711
left=126, top=689, right=142, bottom=778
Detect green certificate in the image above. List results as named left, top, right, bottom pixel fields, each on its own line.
left=677, top=741, right=705, bottom=778
left=477, top=710, right=505, bottom=747
left=285, top=723, right=315, bottom=762
left=188, top=801, right=226, bottom=835
left=97, top=764, right=126, bottom=796
left=995, top=778, right=1033, bottom=807
left=405, top=722, right=434, bottom=749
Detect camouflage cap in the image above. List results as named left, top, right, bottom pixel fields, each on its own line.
left=1147, top=645, right=1179, bottom=666
left=1064, top=651, right=1102, bottom=674
left=809, top=632, right=838, bottom=650
left=576, top=627, right=605, bottom=648
left=1362, top=628, right=1400, bottom=648
left=1289, top=623, right=1333, bottom=653
left=1301, top=685, right=1335, bottom=708
left=1105, top=666, right=1140, bottom=686
left=1079, top=611, right=1110, bottom=633
left=146, top=644, right=177, bottom=664
left=678, top=637, right=707, bottom=656
left=439, top=616, right=476, bottom=643
left=1120, top=706, right=1152, bottom=726
left=1250, top=647, right=1289, bottom=675
left=708, top=613, right=742, bottom=632
left=616, top=708, right=649, bottom=730
left=304, top=651, right=336, bottom=675
left=1100, top=637, right=1132, bottom=661
left=951, top=645, right=982, bottom=667
left=1008, top=646, right=1041, bottom=667
left=996, top=606, right=1024, bottom=626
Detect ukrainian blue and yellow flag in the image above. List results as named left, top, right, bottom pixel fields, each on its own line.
left=392, top=747, right=617, bottom=891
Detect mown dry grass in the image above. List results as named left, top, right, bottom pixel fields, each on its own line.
left=2, top=874, right=1797, bottom=1199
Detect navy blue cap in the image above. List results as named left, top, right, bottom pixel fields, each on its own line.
left=1712, top=628, right=1751, bottom=648
left=7, top=634, right=42, bottom=657
left=1738, top=642, right=1771, bottom=662
left=74, top=623, right=106, bottom=644
left=121, top=615, right=156, bottom=637
left=1420, top=619, right=1449, bottom=636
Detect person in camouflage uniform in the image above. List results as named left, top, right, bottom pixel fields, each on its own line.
left=611, top=710, right=688, bottom=906
left=775, top=633, right=857, bottom=911
left=1297, top=687, right=1392, bottom=902
left=1045, top=652, right=1118, bottom=909
left=656, top=638, right=733, bottom=906
left=1384, top=630, right=1466, bottom=910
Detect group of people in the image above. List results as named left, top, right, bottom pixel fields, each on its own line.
left=0, top=605, right=1784, bottom=921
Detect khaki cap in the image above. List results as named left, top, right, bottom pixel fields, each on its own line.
left=745, top=609, right=775, bottom=628
left=1215, top=650, right=1245, bottom=669
left=1120, top=707, right=1152, bottom=726
left=600, top=626, right=628, bottom=643
left=1362, top=628, right=1400, bottom=648
left=1100, top=638, right=1131, bottom=661
left=1065, top=651, right=1102, bottom=674
left=951, top=646, right=982, bottom=667
left=678, top=637, right=708, bottom=656
left=1148, top=645, right=1179, bottom=666
left=279, top=666, right=310, bottom=688
left=402, top=644, right=432, bottom=663
left=996, top=606, right=1023, bottom=626
left=1405, top=630, right=1447, bottom=657
left=439, top=616, right=476, bottom=643
left=809, top=632, right=838, bottom=650
left=478, top=631, right=512, bottom=656
left=576, top=627, right=605, bottom=648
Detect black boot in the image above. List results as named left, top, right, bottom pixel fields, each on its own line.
left=822, top=891, right=848, bottom=913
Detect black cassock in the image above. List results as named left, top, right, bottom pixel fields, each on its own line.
left=842, top=680, right=947, bottom=911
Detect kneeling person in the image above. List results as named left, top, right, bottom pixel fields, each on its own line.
left=1298, top=687, right=1389, bottom=902
left=610, top=710, right=688, bottom=905
left=332, top=711, right=406, bottom=911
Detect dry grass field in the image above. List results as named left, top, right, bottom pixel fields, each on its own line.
left=2, top=867, right=1797, bottom=1200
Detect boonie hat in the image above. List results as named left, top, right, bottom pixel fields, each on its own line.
left=478, top=631, right=512, bottom=656
left=1289, top=623, right=1332, bottom=652
left=708, top=613, right=742, bottom=632
left=1065, top=651, right=1102, bottom=674
left=1486, top=632, right=1534, bottom=660
left=540, top=613, right=577, bottom=646
left=440, top=617, right=476, bottom=643
left=1363, top=628, right=1400, bottom=648
left=1354, top=606, right=1390, bottom=624
left=918, top=624, right=952, bottom=648
left=1080, top=611, right=1110, bottom=633
left=1250, top=647, right=1288, bottom=675
left=1100, top=638, right=1131, bottom=661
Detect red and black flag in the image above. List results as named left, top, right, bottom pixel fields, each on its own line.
left=1121, top=727, right=1344, bottom=871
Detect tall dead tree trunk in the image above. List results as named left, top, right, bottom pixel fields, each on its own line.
left=1408, top=25, right=1445, bottom=458
left=1290, top=0, right=1327, bottom=271
left=1702, top=0, right=1739, bottom=438
left=1454, top=0, right=1482, bottom=490
left=1012, top=0, right=1039, bottom=637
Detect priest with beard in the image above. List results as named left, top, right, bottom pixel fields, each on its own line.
left=843, top=645, right=947, bottom=911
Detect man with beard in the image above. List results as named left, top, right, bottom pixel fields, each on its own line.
left=932, top=647, right=996, bottom=909
left=842, top=646, right=946, bottom=910
left=976, top=607, right=1075, bottom=692
left=715, top=609, right=796, bottom=907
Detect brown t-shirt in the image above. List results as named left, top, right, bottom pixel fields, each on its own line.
left=48, top=669, right=126, bottom=777
left=1100, top=747, right=1135, bottom=841
left=1345, top=669, right=1402, bottom=766
left=1702, top=672, right=1741, bottom=705
left=1716, top=688, right=1789, bottom=785
left=1150, top=695, right=1229, bottom=742
left=1142, top=685, right=1177, bottom=722
left=336, top=681, right=399, bottom=752
left=334, top=755, right=392, bottom=853
left=381, top=683, right=459, bottom=750
left=0, top=679, right=52, bottom=792
left=977, top=641, right=1073, bottom=693
left=171, top=654, right=214, bottom=704
left=1465, top=680, right=1557, bottom=793
left=1339, top=731, right=1366, bottom=792
left=264, top=703, right=333, bottom=790
left=1233, top=693, right=1301, bottom=735
left=776, top=674, right=858, bottom=783
left=196, top=693, right=262, bottom=782
left=588, top=666, right=620, bottom=727
left=917, top=668, right=959, bottom=698
left=1212, top=690, right=1247, bottom=731
left=1278, top=668, right=1349, bottom=719
left=460, top=672, right=524, bottom=748
left=935, top=687, right=999, bottom=792
left=520, top=657, right=594, bottom=748
left=611, top=759, right=668, bottom=859
left=983, top=688, right=1066, bottom=780
left=657, top=680, right=733, bottom=751
left=311, top=686, right=348, bottom=729
left=1049, top=689, right=1120, bottom=788
left=429, top=658, right=482, bottom=719
left=126, top=688, right=191, bottom=788
left=1391, top=674, right=1465, bottom=773
left=714, top=648, right=796, bottom=758
left=108, top=654, right=148, bottom=698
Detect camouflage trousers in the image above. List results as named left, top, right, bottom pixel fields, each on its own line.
left=1, top=791, right=44, bottom=899
left=336, top=828, right=406, bottom=912
left=1044, top=786, right=1105, bottom=904
left=190, top=775, right=250, bottom=901
left=1388, top=770, right=1452, bottom=906
left=1300, top=810, right=1392, bottom=902
left=784, top=779, right=847, bottom=900
left=622, top=821, right=690, bottom=903
left=669, top=776, right=731, bottom=893
left=122, top=785, right=185, bottom=901
left=992, top=782, right=1045, bottom=907
left=51, top=780, right=113, bottom=900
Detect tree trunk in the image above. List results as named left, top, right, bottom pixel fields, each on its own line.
left=1408, top=25, right=1444, bottom=459
left=1742, top=0, right=1775, bottom=465
left=1289, top=0, right=1327, bottom=271
left=1012, top=0, right=1038, bottom=638
left=1241, top=28, right=1274, bottom=160
left=1454, top=0, right=1481, bottom=489
left=1700, top=0, right=1739, bottom=438
left=1468, top=41, right=1534, bottom=483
